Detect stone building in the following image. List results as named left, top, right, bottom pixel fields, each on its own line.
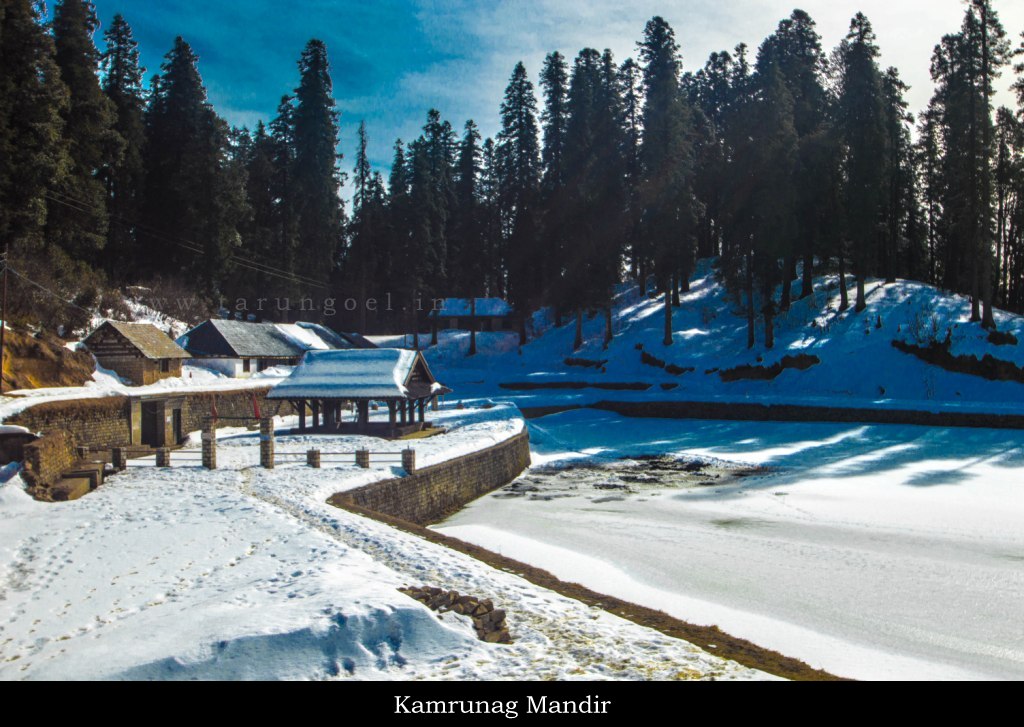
left=83, top=321, right=189, bottom=385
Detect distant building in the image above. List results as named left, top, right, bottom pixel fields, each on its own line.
left=267, top=349, right=450, bottom=437
left=429, top=298, right=515, bottom=333
left=177, top=320, right=376, bottom=378
left=83, top=321, right=189, bottom=385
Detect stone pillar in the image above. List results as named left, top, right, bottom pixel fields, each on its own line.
left=156, top=448, right=170, bottom=467
left=307, top=449, right=321, bottom=468
left=402, top=448, right=416, bottom=474
left=201, top=422, right=216, bottom=470
left=76, top=445, right=90, bottom=460
left=356, top=449, right=370, bottom=468
left=112, top=447, right=126, bottom=471
left=259, top=418, right=275, bottom=469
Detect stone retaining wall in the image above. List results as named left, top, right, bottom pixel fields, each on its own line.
left=21, top=431, right=78, bottom=490
left=8, top=387, right=292, bottom=448
left=330, top=430, right=531, bottom=525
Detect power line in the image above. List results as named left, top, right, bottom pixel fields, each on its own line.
left=43, top=189, right=332, bottom=290
left=4, top=263, right=100, bottom=316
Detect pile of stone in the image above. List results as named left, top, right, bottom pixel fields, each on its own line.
left=399, top=585, right=513, bottom=644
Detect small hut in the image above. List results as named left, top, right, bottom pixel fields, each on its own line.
left=266, top=349, right=450, bottom=437
left=83, top=321, right=189, bottom=385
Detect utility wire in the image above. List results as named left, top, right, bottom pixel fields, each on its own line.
left=43, top=189, right=331, bottom=290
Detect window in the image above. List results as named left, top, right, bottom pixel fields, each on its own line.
left=243, top=358, right=251, bottom=373
left=160, top=360, right=171, bottom=373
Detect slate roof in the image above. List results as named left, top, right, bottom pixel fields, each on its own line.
left=87, top=321, right=189, bottom=359
left=267, top=349, right=446, bottom=400
left=430, top=298, right=513, bottom=318
left=177, top=320, right=304, bottom=358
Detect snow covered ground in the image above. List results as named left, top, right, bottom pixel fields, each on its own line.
left=437, top=409, right=1024, bottom=681
left=0, top=405, right=766, bottom=681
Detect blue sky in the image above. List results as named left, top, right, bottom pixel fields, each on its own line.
left=87, top=0, right=1024, bottom=180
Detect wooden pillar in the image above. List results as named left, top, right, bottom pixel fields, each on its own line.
left=387, top=401, right=397, bottom=427
left=298, top=401, right=306, bottom=432
left=418, top=399, right=425, bottom=423
left=311, top=402, right=320, bottom=430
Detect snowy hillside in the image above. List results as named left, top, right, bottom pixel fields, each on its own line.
left=424, top=262, right=1024, bottom=414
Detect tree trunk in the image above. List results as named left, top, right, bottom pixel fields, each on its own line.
left=780, top=256, right=794, bottom=311
left=430, top=318, right=438, bottom=346
left=604, top=306, right=613, bottom=348
left=746, top=253, right=755, bottom=349
left=839, top=252, right=849, bottom=312
left=574, top=308, right=583, bottom=351
left=468, top=298, right=477, bottom=356
left=855, top=273, right=866, bottom=313
left=800, top=253, right=813, bottom=299
left=519, top=314, right=528, bottom=346
left=672, top=274, right=680, bottom=307
left=663, top=281, right=673, bottom=346
left=764, top=297, right=775, bottom=349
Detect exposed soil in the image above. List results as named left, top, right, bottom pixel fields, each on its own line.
left=719, top=354, right=820, bottom=382
left=892, top=339, right=1024, bottom=383
left=1, top=328, right=95, bottom=391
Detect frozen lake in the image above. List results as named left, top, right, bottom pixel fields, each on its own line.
left=436, top=409, right=1024, bottom=680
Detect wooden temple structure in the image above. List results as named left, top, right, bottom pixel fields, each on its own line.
left=266, top=349, right=450, bottom=438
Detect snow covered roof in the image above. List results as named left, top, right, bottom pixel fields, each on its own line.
left=86, top=321, right=189, bottom=360
left=267, top=349, right=445, bottom=400
left=177, top=320, right=366, bottom=358
left=431, top=298, right=513, bottom=318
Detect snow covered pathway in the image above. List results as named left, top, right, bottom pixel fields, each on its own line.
left=438, top=409, right=1024, bottom=681
left=0, top=406, right=768, bottom=680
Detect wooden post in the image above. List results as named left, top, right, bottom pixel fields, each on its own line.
left=418, top=400, right=425, bottom=423
left=356, top=449, right=370, bottom=468
left=259, top=418, right=274, bottom=469
left=298, top=401, right=306, bottom=432
left=387, top=401, right=396, bottom=427
left=399, top=400, right=407, bottom=425
left=307, top=449, right=321, bottom=468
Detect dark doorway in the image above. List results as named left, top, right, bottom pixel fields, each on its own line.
left=172, top=408, right=182, bottom=444
left=141, top=402, right=161, bottom=447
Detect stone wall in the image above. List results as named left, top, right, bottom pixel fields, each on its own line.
left=7, top=387, right=293, bottom=449
left=331, top=430, right=531, bottom=525
left=22, top=431, right=78, bottom=489
left=592, top=399, right=1024, bottom=430
left=9, top=397, right=132, bottom=447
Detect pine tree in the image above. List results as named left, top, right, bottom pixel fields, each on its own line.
left=495, top=61, right=541, bottom=341
left=291, top=39, right=345, bottom=292
left=49, top=0, right=123, bottom=263
left=637, top=17, right=697, bottom=346
left=619, top=57, right=644, bottom=286
left=838, top=13, right=887, bottom=313
left=141, top=37, right=242, bottom=296
left=346, top=121, right=384, bottom=332
left=0, top=0, right=69, bottom=259
left=880, top=67, right=915, bottom=284
left=99, top=13, right=145, bottom=282
left=756, top=10, right=829, bottom=305
left=451, top=119, right=483, bottom=297
left=539, top=51, right=569, bottom=312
